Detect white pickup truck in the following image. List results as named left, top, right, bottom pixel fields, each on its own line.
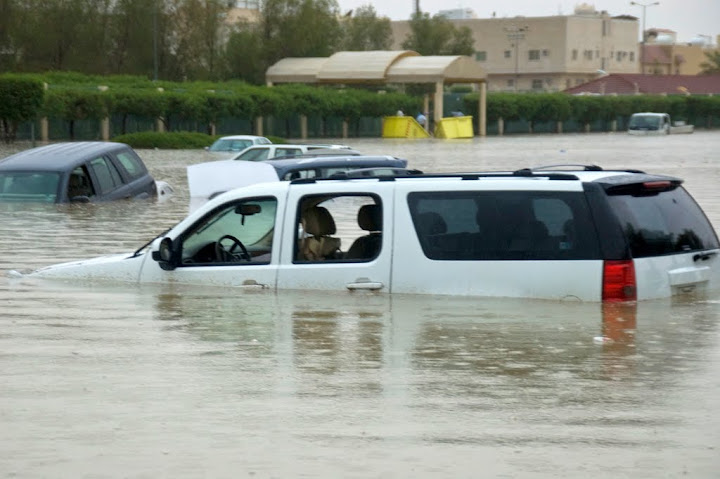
left=627, top=112, right=694, bottom=135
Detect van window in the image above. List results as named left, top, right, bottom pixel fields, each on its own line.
left=116, top=151, right=147, bottom=179
left=294, top=194, right=382, bottom=262
left=408, top=191, right=601, bottom=260
left=179, top=197, right=277, bottom=265
left=236, top=149, right=269, bottom=162
left=89, top=156, right=124, bottom=194
left=606, top=187, right=719, bottom=258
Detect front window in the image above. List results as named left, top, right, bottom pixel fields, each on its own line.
left=407, top=191, right=601, bottom=260
left=628, top=115, right=662, bottom=130
left=180, top=197, right=277, bottom=265
left=0, top=172, right=60, bottom=202
left=209, top=139, right=252, bottom=152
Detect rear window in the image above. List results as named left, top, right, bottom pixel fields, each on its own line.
left=408, top=191, right=601, bottom=260
left=606, top=186, right=719, bottom=258
left=0, top=172, right=60, bottom=202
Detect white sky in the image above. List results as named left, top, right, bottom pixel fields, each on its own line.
left=336, top=0, right=719, bottom=43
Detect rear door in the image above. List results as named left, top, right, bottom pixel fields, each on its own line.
left=603, top=183, right=720, bottom=299
left=390, top=179, right=604, bottom=300
left=276, top=180, right=394, bottom=293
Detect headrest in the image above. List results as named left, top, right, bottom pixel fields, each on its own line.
left=357, top=204, right=381, bottom=232
left=303, top=206, right=336, bottom=236
left=416, top=211, right=447, bottom=235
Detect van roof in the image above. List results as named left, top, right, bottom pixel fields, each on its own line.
left=0, top=142, right=130, bottom=172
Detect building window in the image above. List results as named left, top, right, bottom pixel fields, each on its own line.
left=572, top=49, right=578, bottom=60
left=528, top=50, right=540, bottom=61
left=584, top=50, right=593, bottom=60
left=542, top=49, right=550, bottom=57
left=630, top=52, right=635, bottom=62
left=475, top=51, right=487, bottom=62
left=595, top=50, right=600, bottom=58
left=532, top=79, right=543, bottom=90
left=504, top=50, right=511, bottom=58
left=507, top=79, right=514, bottom=87
left=616, top=51, right=622, bottom=61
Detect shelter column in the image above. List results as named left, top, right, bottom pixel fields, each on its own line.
left=478, top=82, right=487, bottom=137
left=433, top=81, right=444, bottom=131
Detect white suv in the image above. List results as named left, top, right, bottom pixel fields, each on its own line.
left=229, top=143, right=353, bottom=162
left=27, top=165, right=720, bottom=302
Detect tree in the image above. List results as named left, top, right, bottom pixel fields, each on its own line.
left=341, top=5, right=392, bottom=51
left=401, top=12, right=475, bottom=56
left=700, top=50, right=720, bottom=74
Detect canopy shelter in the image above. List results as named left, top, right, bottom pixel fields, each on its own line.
left=265, top=51, right=488, bottom=136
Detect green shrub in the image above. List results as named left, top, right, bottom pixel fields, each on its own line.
left=112, top=131, right=214, bottom=149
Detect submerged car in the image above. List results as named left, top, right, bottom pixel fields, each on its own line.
left=205, top=135, right=272, bottom=155
left=229, top=143, right=353, bottom=162
left=0, top=142, right=172, bottom=203
left=23, top=165, right=720, bottom=302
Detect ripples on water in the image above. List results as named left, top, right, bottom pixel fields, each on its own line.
left=1, top=133, right=720, bottom=478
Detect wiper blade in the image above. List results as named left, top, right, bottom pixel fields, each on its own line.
left=132, top=228, right=171, bottom=258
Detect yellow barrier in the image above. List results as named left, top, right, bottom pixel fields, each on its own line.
left=435, top=116, right=474, bottom=139
left=382, top=116, right=431, bottom=139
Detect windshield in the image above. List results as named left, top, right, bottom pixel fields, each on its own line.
left=628, top=115, right=661, bottom=130
left=209, top=139, right=253, bottom=152
left=0, top=172, right=60, bottom=202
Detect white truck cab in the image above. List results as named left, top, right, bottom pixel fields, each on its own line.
left=28, top=166, right=720, bottom=302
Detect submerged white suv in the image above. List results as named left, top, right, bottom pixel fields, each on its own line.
left=26, top=164, right=720, bottom=302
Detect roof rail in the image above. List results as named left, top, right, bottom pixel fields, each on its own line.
left=290, top=170, right=580, bottom=184
left=521, top=164, right=647, bottom=174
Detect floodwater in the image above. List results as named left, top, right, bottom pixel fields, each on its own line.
left=1, top=133, right=720, bottom=478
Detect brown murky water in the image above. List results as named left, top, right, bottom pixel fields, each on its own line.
left=2, top=133, right=719, bottom=478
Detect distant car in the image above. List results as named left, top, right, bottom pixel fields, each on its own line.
left=230, top=143, right=353, bottom=162
left=0, top=141, right=173, bottom=203
left=187, top=153, right=408, bottom=213
left=205, top=135, right=272, bottom=155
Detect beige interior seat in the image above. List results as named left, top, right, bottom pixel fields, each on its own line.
left=298, top=206, right=341, bottom=260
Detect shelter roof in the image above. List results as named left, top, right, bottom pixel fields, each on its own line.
left=564, top=74, right=720, bottom=95
left=266, top=50, right=486, bottom=85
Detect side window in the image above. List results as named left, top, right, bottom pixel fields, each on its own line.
left=180, top=197, right=277, bottom=265
left=281, top=169, right=317, bottom=181
left=606, top=186, right=719, bottom=258
left=408, top=191, right=601, bottom=260
left=237, top=149, right=270, bottom=162
left=67, top=166, right=94, bottom=199
left=89, top=156, right=124, bottom=194
left=115, top=151, right=147, bottom=179
left=294, top=194, right=382, bottom=262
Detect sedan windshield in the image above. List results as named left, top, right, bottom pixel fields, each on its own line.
left=0, top=172, right=60, bottom=202
left=208, top=139, right=253, bottom=152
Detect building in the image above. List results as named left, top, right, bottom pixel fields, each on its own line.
left=640, top=30, right=719, bottom=75
left=391, top=4, right=639, bottom=92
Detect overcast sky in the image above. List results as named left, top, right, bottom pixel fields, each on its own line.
left=336, top=0, right=719, bottom=43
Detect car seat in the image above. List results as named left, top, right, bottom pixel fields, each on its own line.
left=346, top=204, right=382, bottom=260
left=298, top=206, right=341, bottom=261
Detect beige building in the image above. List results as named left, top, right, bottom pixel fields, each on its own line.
left=391, top=5, right=639, bottom=92
left=641, top=30, right=719, bottom=75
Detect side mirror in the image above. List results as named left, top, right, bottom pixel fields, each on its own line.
left=151, top=237, right=177, bottom=271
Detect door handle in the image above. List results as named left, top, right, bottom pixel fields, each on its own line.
left=242, top=279, right=268, bottom=289
left=346, top=281, right=384, bottom=291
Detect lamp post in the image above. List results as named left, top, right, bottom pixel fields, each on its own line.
left=630, top=1, right=659, bottom=74
left=505, top=26, right=528, bottom=92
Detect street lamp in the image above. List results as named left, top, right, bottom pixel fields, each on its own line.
left=505, top=26, right=528, bottom=92
left=630, top=1, right=659, bottom=74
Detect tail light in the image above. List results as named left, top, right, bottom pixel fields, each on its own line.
left=602, top=260, right=637, bottom=301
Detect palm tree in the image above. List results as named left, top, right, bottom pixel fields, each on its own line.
left=700, top=50, right=720, bottom=74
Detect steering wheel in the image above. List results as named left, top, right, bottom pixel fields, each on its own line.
left=215, top=234, right=251, bottom=263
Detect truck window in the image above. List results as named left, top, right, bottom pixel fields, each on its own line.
left=408, top=191, right=601, bottom=260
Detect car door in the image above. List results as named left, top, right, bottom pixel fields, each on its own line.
left=276, top=181, right=394, bottom=293
left=85, top=155, right=132, bottom=201
left=139, top=194, right=283, bottom=289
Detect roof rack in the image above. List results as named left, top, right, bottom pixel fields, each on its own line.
left=290, top=170, right=581, bottom=184
left=519, top=164, right=646, bottom=174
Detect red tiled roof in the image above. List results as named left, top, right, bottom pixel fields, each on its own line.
left=564, top=74, right=720, bottom=95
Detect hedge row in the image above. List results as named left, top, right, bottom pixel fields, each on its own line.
left=463, top=92, right=720, bottom=125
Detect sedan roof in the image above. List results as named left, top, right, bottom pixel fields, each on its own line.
left=0, top=142, right=130, bottom=172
